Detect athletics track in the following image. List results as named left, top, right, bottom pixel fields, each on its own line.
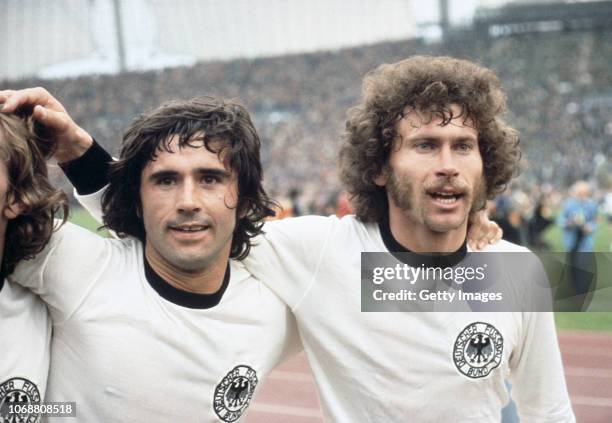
left=245, top=331, right=612, bottom=422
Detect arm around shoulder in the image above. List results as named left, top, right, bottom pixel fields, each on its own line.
left=244, top=215, right=337, bottom=308
left=9, top=221, right=111, bottom=323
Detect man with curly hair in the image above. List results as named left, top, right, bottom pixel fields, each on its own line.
left=242, top=56, right=574, bottom=421
left=0, top=90, right=299, bottom=422
left=0, top=110, right=67, bottom=414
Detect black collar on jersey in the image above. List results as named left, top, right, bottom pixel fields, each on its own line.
left=144, top=256, right=230, bottom=309
left=378, top=216, right=467, bottom=268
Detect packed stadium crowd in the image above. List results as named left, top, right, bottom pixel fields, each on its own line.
left=4, top=27, right=611, bottom=242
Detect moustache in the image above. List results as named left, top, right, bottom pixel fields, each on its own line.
left=424, top=178, right=470, bottom=195
left=166, top=216, right=213, bottom=228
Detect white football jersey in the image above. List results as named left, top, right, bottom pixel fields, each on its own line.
left=242, top=215, right=575, bottom=423
left=10, top=222, right=299, bottom=423
left=76, top=188, right=574, bottom=422
left=0, top=279, right=51, bottom=414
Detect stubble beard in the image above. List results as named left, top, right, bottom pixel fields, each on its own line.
left=387, top=172, right=488, bottom=233
left=387, top=171, right=413, bottom=212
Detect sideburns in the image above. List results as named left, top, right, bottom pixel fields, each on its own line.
left=469, top=179, right=488, bottom=216
left=387, top=172, right=413, bottom=211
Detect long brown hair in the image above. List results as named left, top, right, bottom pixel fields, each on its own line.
left=0, top=112, right=68, bottom=276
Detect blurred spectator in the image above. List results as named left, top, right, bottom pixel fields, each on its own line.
left=557, top=181, right=599, bottom=304
left=335, top=191, right=353, bottom=218
left=268, top=197, right=294, bottom=221
left=288, top=188, right=303, bottom=217
left=604, top=188, right=612, bottom=251
left=493, top=193, right=526, bottom=246
left=558, top=181, right=599, bottom=252
left=603, top=188, right=612, bottom=220
left=527, top=185, right=555, bottom=250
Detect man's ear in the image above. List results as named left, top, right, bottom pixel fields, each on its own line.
left=3, top=194, right=23, bottom=220
left=374, top=167, right=388, bottom=187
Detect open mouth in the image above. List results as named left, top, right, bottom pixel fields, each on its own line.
left=427, top=191, right=465, bottom=204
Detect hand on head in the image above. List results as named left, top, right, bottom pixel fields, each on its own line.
left=0, top=87, right=93, bottom=163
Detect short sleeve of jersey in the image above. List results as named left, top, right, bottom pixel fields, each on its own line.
left=9, top=222, right=111, bottom=324
left=0, top=280, right=51, bottom=400
left=244, top=216, right=337, bottom=310
left=509, top=312, right=575, bottom=422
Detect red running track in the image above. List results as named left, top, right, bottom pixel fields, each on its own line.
left=245, top=331, right=612, bottom=422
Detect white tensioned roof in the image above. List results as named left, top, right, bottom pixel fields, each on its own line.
left=1, top=0, right=418, bottom=81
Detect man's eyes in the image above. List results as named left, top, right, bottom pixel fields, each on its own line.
left=413, top=141, right=475, bottom=152
left=152, top=174, right=225, bottom=187
left=455, top=142, right=475, bottom=152
left=415, top=141, right=435, bottom=151
left=156, top=177, right=176, bottom=186
left=200, top=175, right=220, bottom=185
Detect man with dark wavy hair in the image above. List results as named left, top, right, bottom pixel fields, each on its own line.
left=0, top=110, right=67, bottom=415
left=1, top=90, right=299, bottom=422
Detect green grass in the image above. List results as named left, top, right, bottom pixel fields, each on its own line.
left=542, top=221, right=612, bottom=332
left=68, top=207, right=108, bottom=235
left=555, top=312, right=612, bottom=332
left=542, top=220, right=611, bottom=252
left=68, top=206, right=612, bottom=332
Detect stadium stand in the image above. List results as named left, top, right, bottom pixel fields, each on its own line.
left=2, top=15, right=611, bottom=214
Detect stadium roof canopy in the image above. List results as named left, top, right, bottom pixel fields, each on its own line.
left=1, top=0, right=420, bottom=80
left=474, top=0, right=612, bottom=37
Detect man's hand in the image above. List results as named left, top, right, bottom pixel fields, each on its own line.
left=0, top=87, right=93, bottom=163
left=468, top=210, right=503, bottom=251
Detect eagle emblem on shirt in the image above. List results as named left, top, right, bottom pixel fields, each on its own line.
left=453, top=322, right=503, bottom=379
left=213, top=365, right=258, bottom=422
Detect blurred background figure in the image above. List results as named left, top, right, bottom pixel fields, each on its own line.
left=559, top=181, right=599, bottom=253
left=492, top=189, right=528, bottom=246
left=335, top=191, right=353, bottom=218
left=604, top=186, right=612, bottom=251
left=558, top=180, right=599, bottom=303
left=288, top=188, right=302, bottom=217
left=527, top=184, right=555, bottom=250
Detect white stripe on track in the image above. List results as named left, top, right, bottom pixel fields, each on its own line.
left=571, top=396, right=612, bottom=408
left=565, top=366, right=612, bottom=378
left=561, top=346, right=612, bottom=357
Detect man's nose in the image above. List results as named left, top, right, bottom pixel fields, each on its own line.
left=176, top=180, right=201, bottom=214
left=435, top=146, right=459, bottom=179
